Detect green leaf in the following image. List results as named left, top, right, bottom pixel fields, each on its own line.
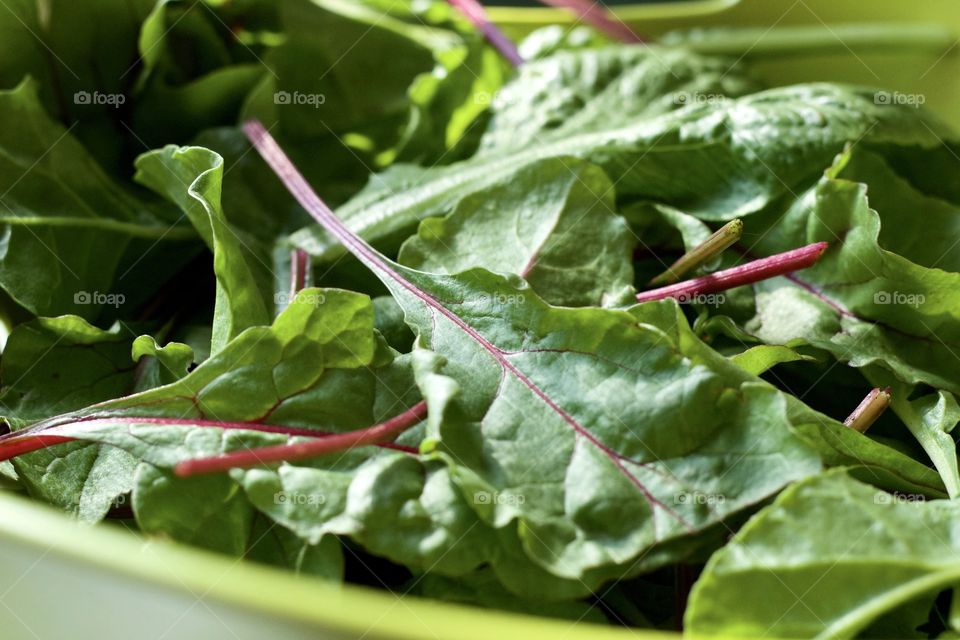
left=0, top=316, right=137, bottom=422
left=0, top=315, right=166, bottom=522
left=245, top=513, right=344, bottom=580
left=250, top=138, right=846, bottom=587
left=134, top=145, right=272, bottom=353
left=865, top=366, right=960, bottom=499
left=131, top=335, right=195, bottom=391
left=730, top=344, right=813, bottom=376
left=0, top=0, right=155, bottom=172
left=686, top=471, right=960, bottom=639
left=747, top=148, right=960, bottom=395
left=291, top=55, right=956, bottom=262
left=0, top=80, right=197, bottom=318
left=134, top=464, right=254, bottom=555
left=398, top=158, right=635, bottom=307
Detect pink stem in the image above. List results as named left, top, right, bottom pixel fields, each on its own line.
left=636, top=242, right=829, bottom=303
left=538, top=0, right=642, bottom=43
left=0, top=435, right=77, bottom=460
left=289, top=248, right=310, bottom=296
left=0, top=415, right=419, bottom=464
left=448, top=0, right=524, bottom=66
left=175, top=400, right=428, bottom=476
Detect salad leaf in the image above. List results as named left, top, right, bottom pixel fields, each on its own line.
left=292, top=70, right=957, bottom=262
left=398, top=157, right=635, bottom=306
left=131, top=335, right=195, bottom=391
left=729, top=344, right=813, bottom=376
left=250, top=124, right=844, bottom=587
left=686, top=471, right=960, bottom=638
left=747, top=148, right=960, bottom=395
left=0, top=316, right=139, bottom=423
left=865, top=366, right=960, bottom=498
left=0, top=315, right=146, bottom=521
left=134, top=145, right=272, bottom=352
left=0, top=80, right=198, bottom=319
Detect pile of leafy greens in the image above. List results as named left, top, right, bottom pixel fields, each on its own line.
left=1, top=0, right=959, bottom=636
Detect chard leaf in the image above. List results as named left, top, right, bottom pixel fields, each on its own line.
left=134, top=465, right=255, bottom=556
left=134, top=145, right=272, bottom=353
left=686, top=471, right=960, bottom=638
left=0, top=80, right=197, bottom=318
left=0, top=316, right=138, bottom=422
left=398, top=157, right=635, bottom=307
left=0, top=291, right=438, bottom=547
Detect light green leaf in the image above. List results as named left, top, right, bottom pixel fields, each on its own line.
left=866, top=366, right=960, bottom=499
left=730, top=344, right=813, bottom=376
left=686, top=471, right=960, bottom=639
left=135, top=145, right=272, bottom=353
left=131, top=335, right=195, bottom=391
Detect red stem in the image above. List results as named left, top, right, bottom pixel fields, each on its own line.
left=289, top=248, right=310, bottom=296
left=174, top=400, right=428, bottom=476
left=0, top=435, right=76, bottom=460
left=0, top=415, right=419, bottom=464
left=448, top=0, right=524, bottom=66
left=636, top=242, right=829, bottom=303
left=537, top=0, right=642, bottom=43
